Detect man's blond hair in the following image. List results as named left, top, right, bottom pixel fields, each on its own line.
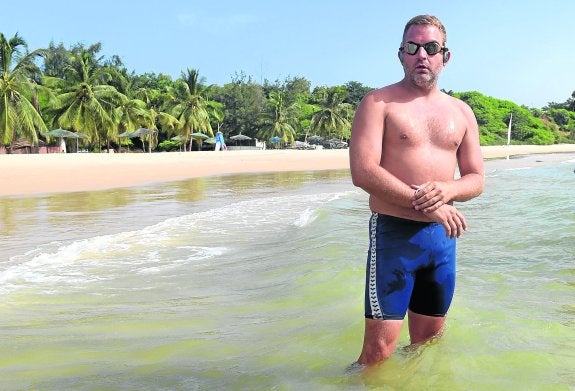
left=402, top=15, right=447, bottom=45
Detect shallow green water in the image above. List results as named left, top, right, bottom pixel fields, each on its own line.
left=1, top=154, right=574, bottom=390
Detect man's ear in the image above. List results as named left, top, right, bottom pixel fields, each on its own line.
left=398, top=51, right=404, bottom=64
left=443, top=50, right=451, bottom=64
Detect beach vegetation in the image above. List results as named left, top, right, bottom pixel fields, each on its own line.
left=115, top=97, right=154, bottom=150
left=259, top=91, right=299, bottom=144
left=164, top=68, right=214, bottom=151
left=207, top=99, right=225, bottom=135
left=0, top=33, right=48, bottom=145
left=107, top=67, right=183, bottom=151
left=283, top=76, right=312, bottom=106
left=309, top=87, right=353, bottom=140
left=213, top=72, right=266, bottom=142
left=544, top=108, right=575, bottom=140
left=45, top=44, right=126, bottom=150
left=157, top=139, right=183, bottom=152
left=1, top=33, right=573, bottom=151
left=453, top=91, right=569, bottom=145
left=343, top=81, right=372, bottom=106
left=260, top=76, right=313, bottom=141
left=43, top=42, right=70, bottom=79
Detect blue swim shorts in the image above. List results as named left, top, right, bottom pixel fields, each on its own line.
left=364, top=212, right=456, bottom=320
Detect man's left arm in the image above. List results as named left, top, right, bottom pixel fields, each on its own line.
left=413, top=103, right=485, bottom=212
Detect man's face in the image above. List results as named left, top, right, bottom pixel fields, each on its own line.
left=400, top=24, right=447, bottom=89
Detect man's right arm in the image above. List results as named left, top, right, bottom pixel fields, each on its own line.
left=349, top=91, right=415, bottom=209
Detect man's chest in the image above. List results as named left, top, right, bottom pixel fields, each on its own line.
left=384, top=107, right=466, bottom=149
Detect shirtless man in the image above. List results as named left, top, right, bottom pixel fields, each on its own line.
left=349, top=15, right=484, bottom=367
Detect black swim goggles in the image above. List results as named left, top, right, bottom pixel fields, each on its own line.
left=399, top=41, right=447, bottom=56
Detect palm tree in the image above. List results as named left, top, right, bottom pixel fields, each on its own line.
left=205, top=99, right=225, bottom=145
left=258, top=91, right=299, bottom=145
left=568, top=90, right=575, bottom=112
left=167, top=69, right=214, bottom=151
left=0, top=33, right=47, bottom=145
left=48, top=47, right=125, bottom=150
left=106, top=65, right=182, bottom=152
left=115, top=96, right=152, bottom=151
left=309, top=88, right=353, bottom=140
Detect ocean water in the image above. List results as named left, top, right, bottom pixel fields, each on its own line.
left=0, top=153, right=574, bottom=390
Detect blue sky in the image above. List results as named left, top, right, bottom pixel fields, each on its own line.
left=1, top=0, right=573, bottom=108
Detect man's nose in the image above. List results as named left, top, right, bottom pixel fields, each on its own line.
left=415, top=47, right=428, bottom=58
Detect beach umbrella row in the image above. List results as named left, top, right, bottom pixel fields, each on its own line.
left=170, top=133, right=213, bottom=151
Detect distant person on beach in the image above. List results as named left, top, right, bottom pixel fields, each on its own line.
left=215, top=130, right=227, bottom=151
left=349, top=14, right=485, bottom=368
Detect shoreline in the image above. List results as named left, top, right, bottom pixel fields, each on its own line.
left=1, top=144, right=575, bottom=197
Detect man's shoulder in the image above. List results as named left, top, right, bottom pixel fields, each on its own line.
left=442, top=92, right=474, bottom=115
left=360, top=83, right=404, bottom=106
left=370, top=82, right=403, bottom=96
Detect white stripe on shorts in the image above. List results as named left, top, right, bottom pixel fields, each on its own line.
left=369, top=212, right=383, bottom=319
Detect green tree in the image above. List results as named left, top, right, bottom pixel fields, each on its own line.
left=456, top=91, right=557, bottom=145
left=566, top=90, right=575, bottom=111
left=259, top=91, right=299, bottom=144
left=283, top=76, right=311, bottom=106
left=260, top=76, right=309, bottom=140
left=309, top=87, right=352, bottom=140
left=167, top=68, right=214, bottom=151
left=545, top=91, right=575, bottom=112
left=207, top=100, right=225, bottom=134
left=115, top=97, right=153, bottom=149
left=42, top=41, right=70, bottom=78
left=0, top=33, right=47, bottom=145
left=48, top=46, right=125, bottom=150
left=116, top=98, right=149, bottom=133
left=343, top=81, right=372, bottom=107
left=214, top=72, right=265, bottom=140
left=104, top=63, right=186, bottom=151
left=130, top=72, right=175, bottom=110
left=544, top=108, right=575, bottom=141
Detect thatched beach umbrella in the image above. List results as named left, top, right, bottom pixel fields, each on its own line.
left=66, top=131, right=88, bottom=152
left=118, top=131, right=134, bottom=152
left=128, top=128, right=156, bottom=153
left=43, top=128, right=86, bottom=153
left=190, top=132, right=210, bottom=150
left=230, top=133, right=252, bottom=146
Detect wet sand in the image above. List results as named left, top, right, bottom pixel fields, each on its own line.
left=1, top=144, right=574, bottom=197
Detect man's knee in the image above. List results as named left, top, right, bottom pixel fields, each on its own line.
left=358, top=318, right=403, bottom=365
left=408, top=310, right=445, bottom=344
left=358, top=340, right=396, bottom=365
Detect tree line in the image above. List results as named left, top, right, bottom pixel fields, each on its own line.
left=1, top=33, right=573, bottom=152
left=451, top=91, right=575, bottom=145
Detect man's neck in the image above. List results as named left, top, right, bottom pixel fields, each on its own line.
left=399, top=78, right=440, bottom=98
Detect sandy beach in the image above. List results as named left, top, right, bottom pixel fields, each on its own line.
left=1, top=144, right=575, bottom=197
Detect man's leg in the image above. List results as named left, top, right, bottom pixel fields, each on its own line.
left=357, top=318, right=404, bottom=366
left=407, top=223, right=455, bottom=345
left=407, top=310, right=445, bottom=345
